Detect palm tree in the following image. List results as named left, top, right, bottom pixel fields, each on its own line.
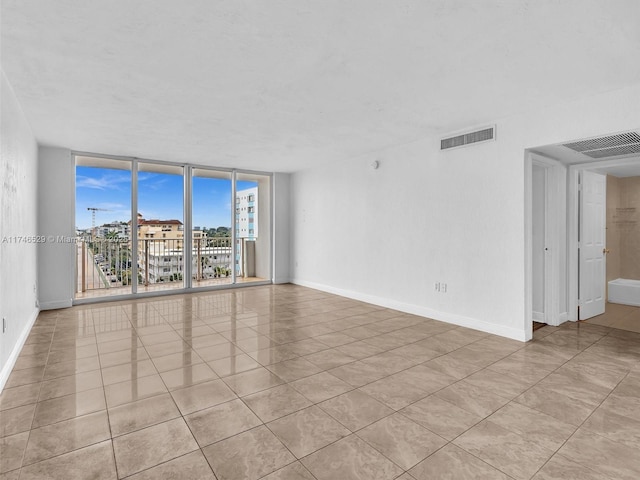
left=104, top=230, right=120, bottom=275
left=105, top=230, right=119, bottom=240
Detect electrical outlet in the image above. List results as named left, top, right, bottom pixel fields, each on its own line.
left=435, top=282, right=440, bottom=292
left=442, top=283, right=447, bottom=293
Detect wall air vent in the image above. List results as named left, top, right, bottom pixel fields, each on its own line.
left=441, top=125, right=496, bottom=151
left=562, top=131, right=640, bottom=159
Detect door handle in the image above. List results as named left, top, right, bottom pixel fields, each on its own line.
left=603, top=248, right=610, bottom=254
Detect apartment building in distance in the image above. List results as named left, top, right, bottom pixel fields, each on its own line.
left=236, top=187, right=258, bottom=240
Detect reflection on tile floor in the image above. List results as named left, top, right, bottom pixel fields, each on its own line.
left=584, top=301, right=640, bottom=333
left=1, top=284, right=640, bottom=479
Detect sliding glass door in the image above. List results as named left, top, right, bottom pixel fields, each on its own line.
left=74, top=156, right=271, bottom=300
left=192, top=169, right=233, bottom=287
left=75, top=156, right=132, bottom=299
left=136, top=162, right=185, bottom=293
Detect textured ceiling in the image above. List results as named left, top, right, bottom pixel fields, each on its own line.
left=2, top=0, right=640, bottom=172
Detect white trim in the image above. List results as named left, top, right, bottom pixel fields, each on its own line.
left=131, top=158, right=139, bottom=295
left=183, top=165, right=193, bottom=289
left=271, top=173, right=277, bottom=284
left=567, top=166, right=580, bottom=320
left=269, top=173, right=275, bottom=285
left=231, top=170, right=237, bottom=285
left=569, top=155, right=640, bottom=172
left=292, top=279, right=527, bottom=342
left=40, top=299, right=73, bottom=310
left=524, top=152, right=533, bottom=341
left=273, top=276, right=291, bottom=285
left=0, top=308, right=39, bottom=393
left=72, top=150, right=274, bottom=177
left=68, top=151, right=77, bottom=300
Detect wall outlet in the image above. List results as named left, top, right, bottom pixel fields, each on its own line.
left=442, top=283, right=447, bottom=293
left=435, top=282, right=440, bottom=292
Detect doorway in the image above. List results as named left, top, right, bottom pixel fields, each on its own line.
left=526, top=153, right=568, bottom=338
left=582, top=171, right=640, bottom=332
left=526, top=135, right=640, bottom=338
left=568, top=158, right=640, bottom=325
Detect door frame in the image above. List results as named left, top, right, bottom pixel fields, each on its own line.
left=525, top=152, right=568, bottom=339
left=567, top=156, right=640, bottom=320
left=531, top=161, right=551, bottom=324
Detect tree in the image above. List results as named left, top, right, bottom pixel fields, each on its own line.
left=214, top=226, right=230, bottom=237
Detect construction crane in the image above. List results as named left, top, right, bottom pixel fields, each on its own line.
left=87, top=207, right=110, bottom=235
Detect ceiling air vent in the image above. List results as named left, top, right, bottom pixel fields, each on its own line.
left=441, top=125, right=496, bottom=151
left=563, top=131, right=640, bottom=159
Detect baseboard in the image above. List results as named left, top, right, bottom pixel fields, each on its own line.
left=273, top=277, right=291, bottom=285
left=39, top=299, right=73, bottom=310
left=0, top=307, right=40, bottom=393
left=292, top=278, right=528, bottom=342
left=532, top=311, right=544, bottom=322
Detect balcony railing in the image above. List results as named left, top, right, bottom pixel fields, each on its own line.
left=76, top=235, right=133, bottom=293
left=76, top=236, right=243, bottom=296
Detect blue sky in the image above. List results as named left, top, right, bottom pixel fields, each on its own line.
left=76, top=166, right=256, bottom=230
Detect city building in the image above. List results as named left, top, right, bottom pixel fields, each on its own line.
left=137, top=218, right=184, bottom=241
left=96, top=221, right=130, bottom=239
left=236, top=187, right=258, bottom=240
left=235, top=187, right=258, bottom=276
left=2, top=2, right=640, bottom=479
left=139, top=244, right=232, bottom=284
left=135, top=218, right=221, bottom=284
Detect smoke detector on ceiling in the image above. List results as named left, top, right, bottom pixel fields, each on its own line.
left=440, top=125, right=496, bottom=151
left=562, top=131, right=640, bottom=159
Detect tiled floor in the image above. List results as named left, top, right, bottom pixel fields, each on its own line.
left=585, top=301, right=640, bottom=333
left=1, top=285, right=640, bottom=480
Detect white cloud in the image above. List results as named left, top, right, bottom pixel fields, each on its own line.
left=76, top=172, right=130, bottom=190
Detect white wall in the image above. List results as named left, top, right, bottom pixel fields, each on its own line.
left=290, top=83, right=640, bottom=341
left=0, top=71, right=39, bottom=391
left=273, top=173, right=291, bottom=284
left=38, top=146, right=75, bottom=309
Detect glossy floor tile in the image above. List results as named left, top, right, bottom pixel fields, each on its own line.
left=1, top=284, right=639, bottom=479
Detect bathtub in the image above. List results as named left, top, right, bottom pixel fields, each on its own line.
left=608, top=278, right=640, bottom=307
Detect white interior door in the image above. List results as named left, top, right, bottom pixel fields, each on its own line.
left=579, top=171, right=606, bottom=319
